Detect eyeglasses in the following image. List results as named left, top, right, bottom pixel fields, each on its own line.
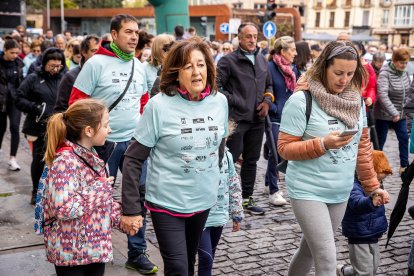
left=47, top=64, right=63, bottom=69
left=223, top=48, right=230, bottom=51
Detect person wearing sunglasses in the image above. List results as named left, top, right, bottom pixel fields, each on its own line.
left=23, top=39, right=42, bottom=78
left=15, top=47, right=67, bottom=205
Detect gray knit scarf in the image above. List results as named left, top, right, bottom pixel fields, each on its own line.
left=308, top=78, right=361, bottom=128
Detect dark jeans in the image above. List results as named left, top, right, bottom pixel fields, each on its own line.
left=198, top=226, right=224, bottom=276
left=107, top=140, right=148, bottom=258
left=32, top=136, right=45, bottom=192
left=226, top=121, right=265, bottom=198
left=375, top=118, right=409, bottom=167
left=55, top=263, right=105, bottom=276
left=264, top=123, right=280, bottom=194
left=0, top=102, right=21, bottom=156
left=151, top=209, right=210, bottom=276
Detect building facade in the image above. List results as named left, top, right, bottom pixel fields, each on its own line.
left=305, top=0, right=413, bottom=47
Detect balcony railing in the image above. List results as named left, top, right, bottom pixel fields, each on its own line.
left=360, top=0, right=372, bottom=8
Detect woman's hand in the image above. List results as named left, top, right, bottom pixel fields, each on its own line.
left=107, top=176, right=114, bottom=185
left=323, top=131, right=355, bottom=150
left=371, top=188, right=390, bottom=206
left=392, top=115, right=400, bottom=122
left=364, top=97, right=373, bottom=107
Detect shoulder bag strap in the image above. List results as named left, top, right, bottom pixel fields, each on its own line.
left=303, top=90, right=312, bottom=124
left=108, top=59, right=135, bottom=112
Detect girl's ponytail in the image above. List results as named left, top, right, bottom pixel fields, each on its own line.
left=44, top=113, right=67, bottom=166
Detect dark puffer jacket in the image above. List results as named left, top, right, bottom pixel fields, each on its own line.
left=341, top=180, right=388, bottom=244
left=0, top=53, right=24, bottom=109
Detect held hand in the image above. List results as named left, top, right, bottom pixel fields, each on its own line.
left=257, top=102, right=270, bottom=118
left=364, top=97, right=373, bottom=107
left=392, top=115, right=400, bottom=122
left=323, top=131, right=355, bottom=150
left=107, top=176, right=115, bottom=185
left=120, top=215, right=143, bottom=236
left=371, top=189, right=390, bottom=206
left=232, top=221, right=241, bottom=232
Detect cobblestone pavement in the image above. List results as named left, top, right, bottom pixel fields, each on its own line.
left=144, top=131, right=413, bottom=276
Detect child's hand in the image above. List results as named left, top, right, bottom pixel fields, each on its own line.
left=232, top=221, right=241, bottom=232
left=107, top=176, right=114, bottom=185
left=371, top=188, right=390, bottom=206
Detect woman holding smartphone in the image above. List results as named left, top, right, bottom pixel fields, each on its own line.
left=277, top=41, right=390, bottom=276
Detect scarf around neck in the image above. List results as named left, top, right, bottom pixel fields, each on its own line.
left=177, top=85, right=211, bottom=101
left=273, top=54, right=296, bottom=91
left=389, top=62, right=405, bottom=77
left=110, top=41, right=134, bottom=62
left=308, top=78, right=361, bottom=128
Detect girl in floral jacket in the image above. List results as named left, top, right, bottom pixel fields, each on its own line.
left=42, top=99, right=122, bottom=275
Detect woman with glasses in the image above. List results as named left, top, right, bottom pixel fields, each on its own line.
left=16, top=47, right=67, bottom=205
left=144, top=34, right=175, bottom=97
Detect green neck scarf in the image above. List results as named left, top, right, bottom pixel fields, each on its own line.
left=389, top=61, right=404, bottom=77
left=110, top=41, right=134, bottom=62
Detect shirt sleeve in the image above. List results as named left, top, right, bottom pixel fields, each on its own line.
left=279, top=91, right=307, bottom=137
left=73, top=58, right=101, bottom=96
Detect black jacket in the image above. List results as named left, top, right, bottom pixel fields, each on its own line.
left=216, top=47, right=273, bottom=123
left=15, top=70, right=64, bottom=136
left=54, top=66, right=81, bottom=112
left=0, top=53, right=24, bottom=109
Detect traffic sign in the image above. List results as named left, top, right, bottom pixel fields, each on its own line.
left=229, top=18, right=241, bottom=34
left=220, top=23, right=229, bottom=34
left=263, top=21, right=277, bottom=39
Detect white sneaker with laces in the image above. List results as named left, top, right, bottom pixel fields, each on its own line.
left=269, top=191, right=287, bottom=206
left=8, top=159, right=20, bottom=171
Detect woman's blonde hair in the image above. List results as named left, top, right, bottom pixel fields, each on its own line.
left=148, top=34, right=175, bottom=67
left=273, top=36, right=294, bottom=55
left=44, top=99, right=107, bottom=166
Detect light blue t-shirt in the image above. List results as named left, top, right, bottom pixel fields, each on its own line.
left=143, top=62, right=158, bottom=94
left=280, top=91, right=367, bottom=203
left=74, top=55, right=147, bottom=142
left=135, top=92, right=229, bottom=213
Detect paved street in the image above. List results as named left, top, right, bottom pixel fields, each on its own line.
left=0, top=129, right=413, bottom=275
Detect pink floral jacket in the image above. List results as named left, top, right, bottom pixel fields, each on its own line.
left=43, top=140, right=122, bottom=266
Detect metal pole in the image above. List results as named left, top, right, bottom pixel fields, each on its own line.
left=61, top=0, right=64, bottom=34
left=47, top=0, right=50, bottom=29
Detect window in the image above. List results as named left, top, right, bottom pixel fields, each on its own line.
left=344, top=11, right=350, bottom=27
left=382, top=10, right=389, bottom=26
left=364, top=0, right=371, bottom=5
left=254, top=3, right=265, bottom=9
left=394, top=5, right=414, bottom=27
left=315, top=12, right=321, bottom=27
left=316, top=0, right=323, bottom=8
left=329, top=12, right=335, bottom=27
left=362, top=10, right=370, bottom=26
left=233, top=3, right=243, bottom=8
left=345, top=0, right=352, bottom=5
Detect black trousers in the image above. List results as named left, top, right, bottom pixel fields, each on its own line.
left=55, top=263, right=105, bottom=276
left=31, top=136, right=45, bottom=192
left=0, top=101, right=21, bottom=156
left=226, top=121, right=265, bottom=198
left=150, top=209, right=210, bottom=276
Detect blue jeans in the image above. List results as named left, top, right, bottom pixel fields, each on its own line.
left=107, top=141, right=148, bottom=258
left=265, top=123, right=280, bottom=194
left=197, top=226, right=224, bottom=276
left=375, top=119, right=409, bottom=167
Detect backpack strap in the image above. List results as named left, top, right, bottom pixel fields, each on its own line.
left=303, top=90, right=312, bottom=124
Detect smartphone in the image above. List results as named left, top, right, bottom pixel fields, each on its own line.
left=338, top=129, right=359, bottom=137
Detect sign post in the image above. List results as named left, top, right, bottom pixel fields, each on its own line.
left=263, top=21, right=277, bottom=48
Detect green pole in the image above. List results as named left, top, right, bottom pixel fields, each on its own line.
left=148, top=0, right=190, bottom=35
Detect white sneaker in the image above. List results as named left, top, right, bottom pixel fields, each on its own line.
left=263, top=185, right=269, bottom=194
left=269, top=191, right=287, bottom=206
left=8, top=159, right=20, bottom=171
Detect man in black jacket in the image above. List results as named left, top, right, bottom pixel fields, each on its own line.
left=217, top=22, right=273, bottom=215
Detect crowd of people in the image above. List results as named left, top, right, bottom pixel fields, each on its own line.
left=1, top=16, right=413, bottom=276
